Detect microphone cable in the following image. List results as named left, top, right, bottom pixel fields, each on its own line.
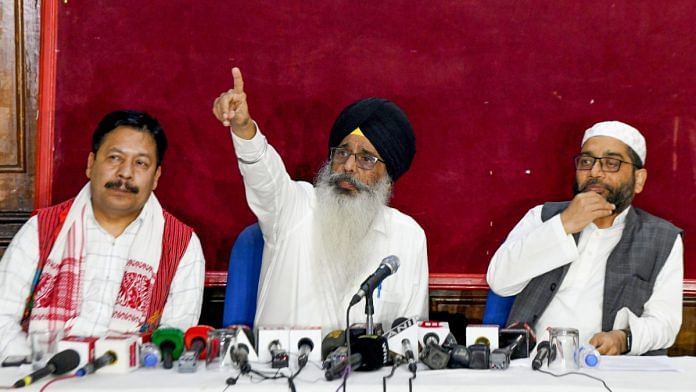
left=535, top=368, right=613, bottom=392
left=287, top=351, right=310, bottom=392
left=408, top=365, right=416, bottom=392
left=338, top=302, right=357, bottom=392
left=381, top=356, right=402, bottom=392
left=37, top=374, right=77, bottom=392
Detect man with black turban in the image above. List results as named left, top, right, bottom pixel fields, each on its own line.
left=213, top=68, right=428, bottom=332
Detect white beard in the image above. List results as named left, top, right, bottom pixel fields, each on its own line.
left=313, top=163, right=392, bottom=296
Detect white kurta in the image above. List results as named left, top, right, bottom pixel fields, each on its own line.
left=232, top=127, right=429, bottom=334
left=487, top=205, right=683, bottom=355
left=0, top=202, right=205, bottom=360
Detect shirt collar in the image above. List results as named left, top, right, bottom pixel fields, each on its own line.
left=86, top=200, right=147, bottom=237
left=612, top=206, right=631, bottom=226
left=587, top=205, right=631, bottom=231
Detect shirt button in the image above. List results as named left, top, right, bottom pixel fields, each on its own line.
left=550, top=283, right=557, bottom=291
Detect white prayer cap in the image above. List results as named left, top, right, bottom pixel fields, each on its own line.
left=582, top=121, right=646, bottom=165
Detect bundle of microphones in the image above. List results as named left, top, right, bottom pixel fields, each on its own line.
left=319, top=255, right=542, bottom=381
left=6, top=254, right=598, bottom=390
left=7, top=325, right=214, bottom=388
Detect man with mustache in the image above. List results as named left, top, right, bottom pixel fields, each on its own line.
left=0, top=110, right=205, bottom=360
left=212, top=68, right=428, bottom=331
left=487, top=121, right=683, bottom=355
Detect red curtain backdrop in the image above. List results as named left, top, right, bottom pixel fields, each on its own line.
left=46, top=1, right=696, bottom=277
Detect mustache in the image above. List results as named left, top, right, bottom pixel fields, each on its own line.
left=328, top=172, right=371, bottom=193
left=104, top=180, right=139, bottom=194
left=579, top=178, right=612, bottom=193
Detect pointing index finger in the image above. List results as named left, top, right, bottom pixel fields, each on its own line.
left=232, top=67, right=244, bottom=93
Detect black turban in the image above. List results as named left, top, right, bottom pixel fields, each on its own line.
left=328, top=98, right=416, bottom=182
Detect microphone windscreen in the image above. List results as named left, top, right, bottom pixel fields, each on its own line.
left=49, top=349, right=81, bottom=375
left=351, top=335, right=388, bottom=371
left=321, top=330, right=346, bottom=360
left=152, top=328, right=185, bottom=360
left=382, top=255, right=400, bottom=273
left=391, top=317, right=408, bottom=329
left=298, top=337, right=314, bottom=352
left=185, top=325, right=214, bottom=358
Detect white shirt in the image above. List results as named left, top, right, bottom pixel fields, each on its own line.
left=487, top=205, right=683, bottom=354
left=0, top=201, right=205, bottom=359
left=232, top=127, right=429, bottom=334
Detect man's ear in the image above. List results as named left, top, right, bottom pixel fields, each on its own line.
left=86, top=152, right=95, bottom=179
left=633, top=168, right=647, bottom=194
left=152, top=166, right=162, bottom=190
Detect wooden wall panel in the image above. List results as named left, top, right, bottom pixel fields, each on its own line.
left=0, top=0, right=39, bottom=256
left=0, top=0, right=39, bottom=206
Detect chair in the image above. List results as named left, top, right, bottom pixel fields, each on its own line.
left=482, top=290, right=516, bottom=327
left=222, top=223, right=264, bottom=328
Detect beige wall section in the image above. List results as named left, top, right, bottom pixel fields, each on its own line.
left=0, top=0, right=39, bottom=255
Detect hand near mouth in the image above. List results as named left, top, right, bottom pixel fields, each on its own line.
left=560, top=192, right=616, bottom=234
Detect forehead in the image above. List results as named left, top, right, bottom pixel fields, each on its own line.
left=580, top=135, right=631, bottom=158
left=338, top=134, right=380, bottom=155
left=98, top=126, right=157, bottom=155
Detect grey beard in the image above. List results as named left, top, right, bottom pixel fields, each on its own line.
left=574, top=174, right=636, bottom=215
left=313, top=163, right=392, bottom=294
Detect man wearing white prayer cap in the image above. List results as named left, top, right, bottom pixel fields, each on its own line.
left=487, top=121, right=683, bottom=356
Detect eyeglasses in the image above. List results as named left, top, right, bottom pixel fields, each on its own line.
left=574, top=154, right=636, bottom=173
left=330, top=147, right=385, bottom=170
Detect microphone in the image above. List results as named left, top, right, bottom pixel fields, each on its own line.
left=419, top=333, right=450, bottom=370
left=468, top=344, right=491, bottom=369
left=325, top=353, right=362, bottom=381
left=349, top=256, right=400, bottom=305
left=351, top=334, right=389, bottom=371
left=230, top=325, right=259, bottom=362
left=75, top=351, right=117, bottom=376
left=231, top=343, right=251, bottom=373
left=490, top=334, right=525, bottom=369
left=321, top=330, right=346, bottom=361
left=13, top=349, right=80, bottom=388
left=500, top=322, right=537, bottom=359
left=402, top=339, right=417, bottom=373
left=152, top=328, right=184, bottom=369
left=178, top=325, right=214, bottom=373
left=448, top=345, right=471, bottom=369
left=297, top=337, right=314, bottom=368
left=269, top=340, right=289, bottom=368
left=385, top=317, right=418, bottom=372
left=532, top=341, right=551, bottom=370
left=185, top=325, right=214, bottom=359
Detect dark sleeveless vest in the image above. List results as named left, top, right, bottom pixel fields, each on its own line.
left=507, top=202, right=681, bottom=354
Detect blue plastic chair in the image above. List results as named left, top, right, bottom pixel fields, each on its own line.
left=482, top=290, right=516, bottom=327
left=222, top=223, right=264, bottom=328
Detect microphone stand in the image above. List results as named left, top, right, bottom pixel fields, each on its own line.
left=365, top=293, right=375, bottom=335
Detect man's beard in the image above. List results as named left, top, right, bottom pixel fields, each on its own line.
left=574, top=174, right=636, bottom=215
left=313, top=163, right=392, bottom=294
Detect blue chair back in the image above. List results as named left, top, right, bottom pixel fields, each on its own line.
left=223, top=223, right=264, bottom=328
left=482, top=290, right=516, bottom=327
